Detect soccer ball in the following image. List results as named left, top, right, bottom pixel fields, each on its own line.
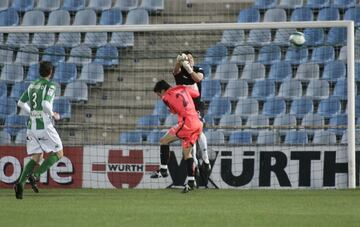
left=289, top=32, right=305, bottom=47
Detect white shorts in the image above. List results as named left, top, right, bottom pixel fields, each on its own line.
left=26, top=125, right=63, bottom=155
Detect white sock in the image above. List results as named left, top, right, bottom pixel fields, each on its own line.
left=198, top=132, right=210, bottom=164
left=192, top=144, right=198, bottom=166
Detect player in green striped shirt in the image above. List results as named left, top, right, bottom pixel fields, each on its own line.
left=14, top=61, right=64, bottom=200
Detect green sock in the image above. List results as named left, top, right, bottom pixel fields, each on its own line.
left=19, top=159, right=36, bottom=188
left=34, top=154, right=60, bottom=179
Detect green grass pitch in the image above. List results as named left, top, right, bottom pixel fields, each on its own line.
left=1, top=188, right=360, bottom=227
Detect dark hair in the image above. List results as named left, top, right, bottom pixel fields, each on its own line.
left=153, top=80, right=171, bottom=93
left=39, top=61, right=53, bottom=77
left=182, top=51, right=193, bottom=56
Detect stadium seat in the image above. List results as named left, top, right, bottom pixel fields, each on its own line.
left=196, top=63, right=211, bottom=79
left=125, top=8, right=149, bottom=25
left=235, top=98, right=259, bottom=116
left=338, top=46, right=347, bottom=62
left=285, top=46, right=308, bottom=65
left=341, top=130, right=360, bottom=144
left=67, top=45, right=92, bottom=65
left=6, top=33, right=29, bottom=47
left=344, top=7, right=360, bottom=27
left=213, top=62, right=239, bottom=81
left=303, top=28, right=324, bottom=46
left=83, top=32, right=108, bottom=48
left=313, top=130, right=336, bottom=144
left=295, top=63, right=319, bottom=81
left=251, top=79, right=276, bottom=100
left=228, top=131, right=252, bottom=144
left=273, top=28, right=297, bottom=46
left=253, top=0, right=277, bottom=9
left=36, top=0, right=60, bottom=12
left=62, top=0, right=85, bottom=12
left=14, top=129, right=27, bottom=144
left=203, top=43, right=228, bottom=65
left=305, top=0, right=330, bottom=9
left=4, top=115, right=28, bottom=137
left=10, top=81, right=31, bottom=100
left=318, top=96, right=341, bottom=117
left=93, top=45, right=119, bottom=66
left=333, top=79, right=348, bottom=100
left=278, top=80, right=302, bottom=99
left=152, top=100, right=169, bottom=118
left=223, top=80, right=248, bottom=100
left=74, top=9, right=97, bottom=25
left=78, top=63, right=104, bottom=85
left=245, top=115, right=270, bottom=132
left=64, top=81, right=88, bottom=102
left=219, top=114, right=242, bottom=128
left=247, top=29, right=271, bottom=46
left=0, top=130, right=12, bottom=145
left=100, top=8, right=123, bottom=25
left=290, top=8, right=313, bottom=21
left=326, top=28, right=347, bottom=46
left=136, top=115, right=161, bottom=129
left=14, top=46, right=39, bottom=66
left=163, top=114, right=177, bottom=127
left=278, top=0, right=303, bottom=9
left=0, top=0, right=9, bottom=11
left=329, top=114, right=347, bottom=135
left=263, top=8, right=287, bottom=22
left=205, top=130, right=225, bottom=145
left=109, top=32, right=135, bottom=48
left=311, top=46, right=335, bottom=64
left=237, top=8, right=260, bottom=23
left=119, top=131, right=143, bottom=144
left=0, top=81, right=7, bottom=98
left=230, top=46, right=255, bottom=65
left=305, top=80, right=329, bottom=99
left=201, top=79, right=221, bottom=101
left=114, top=0, right=139, bottom=11
left=356, top=63, right=360, bottom=82
left=356, top=97, right=360, bottom=117
left=25, top=63, right=39, bottom=81
left=322, top=60, right=346, bottom=81
left=257, top=45, right=281, bottom=65
left=32, top=33, right=55, bottom=48
left=257, top=130, right=279, bottom=144
left=87, top=0, right=112, bottom=12
left=207, top=97, right=232, bottom=117
left=274, top=114, right=297, bottom=135
left=301, top=113, right=325, bottom=134
left=140, top=0, right=164, bottom=12
left=268, top=62, right=292, bottom=82
left=0, top=97, right=17, bottom=120
left=0, top=64, right=24, bottom=84
left=146, top=130, right=165, bottom=144
left=11, top=0, right=34, bottom=12
left=42, top=46, right=65, bottom=65
left=262, top=97, right=286, bottom=117
left=0, top=48, right=13, bottom=65
left=53, top=97, right=72, bottom=120
left=241, top=62, right=265, bottom=80
left=332, top=0, right=356, bottom=9
left=0, top=8, right=19, bottom=26
left=47, top=10, right=71, bottom=26
left=317, top=7, right=339, bottom=21
left=53, top=62, right=77, bottom=85
left=220, top=30, right=245, bottom=47
left=284, top=131, right=308, bottom=145
left=21, top=10, right=45, bottom=26
left=290, top=97, right=314, bottom=117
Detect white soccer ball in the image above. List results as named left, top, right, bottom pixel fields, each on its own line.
left=289, top=32, right=305, bottom=47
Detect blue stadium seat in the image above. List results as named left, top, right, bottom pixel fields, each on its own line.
left=317, top=7, right=339, bottom=21
left=125, top=8, right=149, bottom=24
left=0, top=64, right=24, bottom=84
left=245, top=115, right=269, bottom=132
left=0, top=130, right=12, bottom=145
left=278, top=79, right=302, bottom=99
left=11, top=0, right=34, bottom=12
left=64, top=81, right=88, bottom=102
left=214, top=62, right=239, bottom=81
left=268, top=62, right=292, bottom=81
left=195, top=63, right=211, bottom=79
left=318, top=96, right=341, bottom=117
left=220, top=30, right=245, bottom=47
left=200, top=79, right=221, bottom=101
left=311, top=46, right=335, bottom=64
left=262, top=97, right=286, bottom=117
left=42, top=46, right=65, bottom=65
left=93, top=45, right=119, bottom=66
left=14, top=46, right=39, bottom=66
left=10, top=81, right=31, bottom=100
left=119, top=131, right=143, bottom=144
left=306, top=80, right=329, bottom=99
left=140, top=0, right=164, bottom=12
left=36, top=0, right=60, bottom=12
left=332, top=0, right=356, bottom=9
left=251, top=79, right=276, bottom=100
left=263, top=8, right=287, bottom=22
left=278, top=0, right=303, bottom=9
left=223, top=80, right=248, bottom=100
left=62, top=0, right=85, bottom=12
left=237, top=8, right=260, bottom=23
left=53, top=62, right=77, bottom=85
left=21, top=10, right=45, bottom=26
left=341, top=130, right=360, bottom=144
left=356, top=63, right=360, bottom=82
left=0, top=97, right=17, bottom=120
left=230, top=46, right=255, bottom=65
left=290, top=97, right=314, bottom=117
left=313, top=130, right=337, bottom=144
left=301, top=113, right=325, bottom=134
left=322, top=60, right=346, bottom=81
left=253, top=0, right=277, bottom=9
left=219, top=114, right=242, bottom=128
left=47, top=10, right=71, bottom=26
left=73, top=9, right=97, bottom=25
left=235, top=98, right=259, bottom=116
left=136, top=115, right=161, bottom=129
left=284, top=131, right=308, bottom=145
left=146, top=130, right=165, bottom=144
left=257, top=130, right=279, bottom=144
left=304, top=28, right=324, bottom=46
left=257, top=45, right=281, bottom=65
left=274, top=114, right=297, bottom=135
left=247, top=29, right=271, bottom=46
left=241, top=62, right=265, bottom=80
left=326, top=28, right=347, bottom=46
left=26, top=64, right=39, bottom=81
left=329, top=114, right=347, bottom=135
left=0, top=48, right=13, bottom=65
left=207, top=97, right=232, bottom=117
left=152, top=100, right=169, bottom=118
left=290, top=8, right=313, bottom=21
left=229, top=131, right=252, bottom=144
left=87, top=0, right=112, bottom=12
left=356, top=97, right=360, bottom=117
left=0, top=8, right=19, bottom=26
left=333, top=78, right=347, bottom=100
left=4, top=115, right=28, bottom=137
left=114, top=0, right=139, bottom=11
left=109, top=32, right=134, bottom=48
left=295, top=63, right=319, bottom=80
left=32, top=33, right=55, bottom=48
left=14, top=129, right=27, bottom=144
left=67, top=45, right=92, bottom=65
left=0, top=81, right=7, bottom=98
left=6, top=33, right=29, bottom=47
left=344, top=7, right=360, bottom=26
left=285, top=46, right=308, bottom=65
left=203, top=114, right=215, bottom=127
left=204, top=43, right=228, bottom=65
left=205, top=130, right=225, bottom=145
left=338, top=46, right=347, bottom=62
left=53, top=97, right=72, bottom=120
left=83, top=33, right=108, bottom=48
left=273, top=28, right=297, bottom=46
left=100, top=8, right=123, bottom=25
left=305, top=0, right=330, bottom=9
left=78, top=63, right=104, bottom=85
left=0, top=0, right=9, bottom=11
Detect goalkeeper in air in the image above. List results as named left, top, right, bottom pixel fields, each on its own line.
left=14, top=61, right=63, bottom=199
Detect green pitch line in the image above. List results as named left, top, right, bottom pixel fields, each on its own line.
left=1, top=189, right=360, bottom=227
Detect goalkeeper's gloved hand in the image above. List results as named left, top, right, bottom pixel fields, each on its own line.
left=182, top=60, right=193, bottom=74
left=176, top=53, right=188, bottom=64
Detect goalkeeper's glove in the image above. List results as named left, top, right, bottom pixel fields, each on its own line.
left=176, top=53, right=188, bottom=64
left=182, top=60, right=193, bottom=74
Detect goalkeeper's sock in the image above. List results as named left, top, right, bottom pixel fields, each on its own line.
left=18, top=159, right=36, bottom=188
left=34, top=154, right=60, bottom=179
left=160, top=145, right=170, bottom=169
left=185, top=157, right=195, bottom=187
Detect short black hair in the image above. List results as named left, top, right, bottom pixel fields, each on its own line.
left=182, top=51, right=193, bottom=56
left=153, top=80, right=171, bottom=93
left=39, top=61, right=53, bottom=77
